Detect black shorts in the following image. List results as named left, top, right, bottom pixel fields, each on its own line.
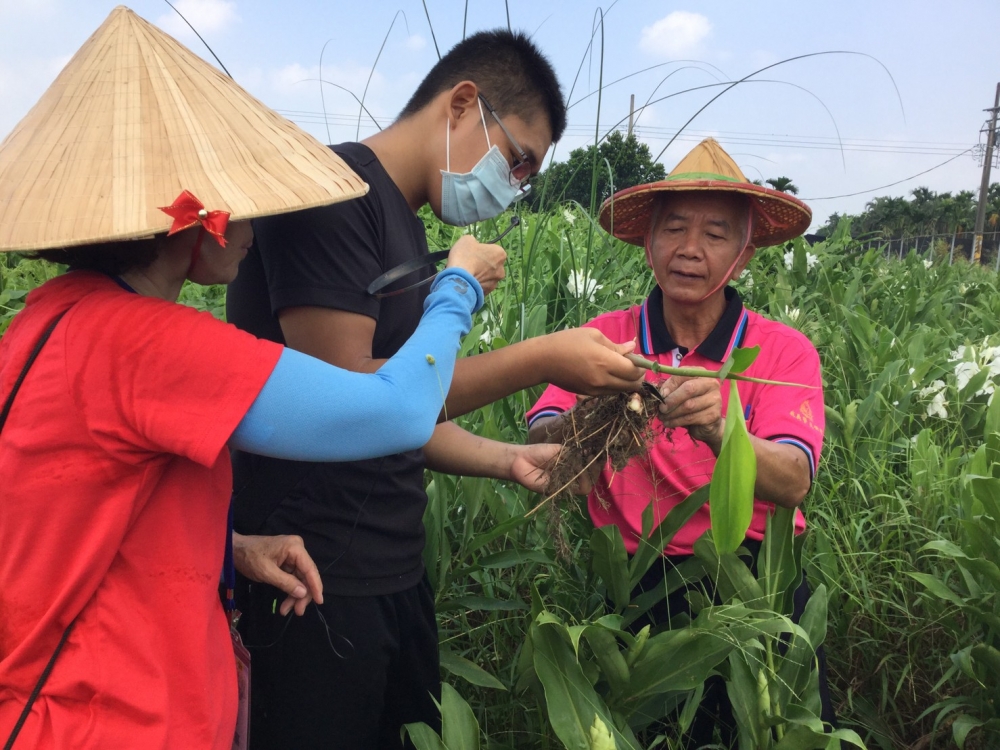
left=237, top=574, right=440, bottom=750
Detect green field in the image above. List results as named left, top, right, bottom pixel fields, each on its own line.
left=3, top=209, right=998, bottom=749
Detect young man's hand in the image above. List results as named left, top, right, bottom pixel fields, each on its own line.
left=506, top=442, right=561, bottom=492
left=446, top=235, right=507, bottom=295
left=232, top=533, right=324, bottom=617
left=541, top=329, right=645, bottom=395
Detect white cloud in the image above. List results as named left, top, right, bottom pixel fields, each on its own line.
left=405, top=34, right=426, bottom=52
left=156, top=0, right=239, bottom=37
left=639, top=11, right=711, bottom=59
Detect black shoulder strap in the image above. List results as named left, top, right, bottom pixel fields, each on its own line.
left=0, top=309, right=69, bottom=433
left=2, top=308, right=76, bottom=750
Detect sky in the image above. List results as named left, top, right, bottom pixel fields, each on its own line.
left=2, top=0, right=998, bottom=229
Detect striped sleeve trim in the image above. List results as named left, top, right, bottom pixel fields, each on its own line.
left=769, top=435, right=817, bottom=481
left=527, top=408, right=566, bottom=427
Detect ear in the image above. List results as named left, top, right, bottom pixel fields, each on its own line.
left=447, top=81, right=481, bottom=126
left=730, top=245, right=756, bottom=280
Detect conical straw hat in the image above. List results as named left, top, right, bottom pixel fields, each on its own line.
left=599, top=138, right=811, bottom=248
left=0, top=6, right=368, bottom=252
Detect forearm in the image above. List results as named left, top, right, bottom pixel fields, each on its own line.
left=748, top=435, right=811, bottom=508
left=704, top=424, right=811, bottom=508
left=231, top=270, right=481, bottom=461
left=527, top=412, right=572, bottom=445
left=445, top=337, right=548, bottom=418
left=423, top=421, right=518, bottom=480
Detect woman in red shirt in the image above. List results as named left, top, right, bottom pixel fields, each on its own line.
left=0, top=8, right=525, bottom=749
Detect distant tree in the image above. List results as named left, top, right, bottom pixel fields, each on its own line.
left=765, top=176, right=799, bottom=194
left=816, top=212, right=843, bottom=238
left=528, top=131, right=666, bottom=212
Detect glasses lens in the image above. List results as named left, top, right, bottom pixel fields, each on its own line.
left=509, top=160, right=532, bottom=186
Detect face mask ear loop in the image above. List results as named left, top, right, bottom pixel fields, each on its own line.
left=644, top=198, right=662, bottom=269
left=445, top=119, right=451, bottom=172
left=477, top=98, right=492, bottom=148
left=694, top=201, right=755, bottom=303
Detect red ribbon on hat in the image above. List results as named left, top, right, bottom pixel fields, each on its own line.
left=158, top=190, right=230, bottom=247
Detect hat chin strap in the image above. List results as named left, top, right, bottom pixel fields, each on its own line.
left=645, top=206, right=754, bottom=304
left=186, top=226, right=206, bottom=278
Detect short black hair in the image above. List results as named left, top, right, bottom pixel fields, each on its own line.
left=399, top=29, right=566, bottom=143
left=32, top=237, right=160, bottom=276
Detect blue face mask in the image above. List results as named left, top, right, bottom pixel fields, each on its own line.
left=440, top=100, right=524, bottom=226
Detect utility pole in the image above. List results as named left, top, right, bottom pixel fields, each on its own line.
left=627, top=94, right=635, bottom=137
left=972, top=82, right=1000, bottom=263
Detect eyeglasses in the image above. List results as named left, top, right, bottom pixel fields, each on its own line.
left=477, top=93, right=533, bottom=188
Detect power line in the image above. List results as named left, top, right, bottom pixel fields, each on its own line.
left=801, top=149, right=972, bottom=200
left=273, top=108, right=970, bottom=156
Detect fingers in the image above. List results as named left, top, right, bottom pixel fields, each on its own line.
left=611, top=339, right=638, bottom=356
left=659, top=392, right=721, bottom=426
left=279, top=592, right=315, bottom=617
left=446, top=236, right=507, bottom=294
left=283, top=539, right=324, bottom=606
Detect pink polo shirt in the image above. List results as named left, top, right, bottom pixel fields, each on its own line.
left=527, top=286, right=824, bottom=556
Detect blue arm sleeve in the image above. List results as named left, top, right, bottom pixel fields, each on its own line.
left=230, top=268, right=482, bottom=461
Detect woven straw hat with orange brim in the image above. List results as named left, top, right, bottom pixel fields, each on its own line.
left=0, top=6, right=369, bottom=253
left=599, top=138, right=811, bottom=249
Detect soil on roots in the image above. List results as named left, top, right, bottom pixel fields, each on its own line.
left=539, top=389, right=666, bottom=561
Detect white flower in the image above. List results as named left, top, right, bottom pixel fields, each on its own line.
left=927, top=391, right=948, bottom=419
left=562, top=208, right=577, bottom=225
left=923, top=259, right=933, bottom=269
left=919, top=380, right=946, bottom=398
left=783, top=250, right=795, bottom=270
left=892, top=400, right=899, bottom=406
left=480, top=328, right=493, bottom=345
left=784, top=306, right=801, bottom=322
left=955, top=361, right=982, bottom=391
left=949, top=345, right=967, bottom=362
left=566, top=270, right=602, bottom=302
left=908, top=368, right=916, bottom=375
left=805, top=252, right=818, bottom=270
left=959, top=283, right=968, bottom=294
left=615, top=289, right=624, bottom=298
left=988, top=356, right=1000, bottom=379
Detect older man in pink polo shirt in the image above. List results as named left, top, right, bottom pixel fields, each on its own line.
left=527, top=138, right=834, bottom=745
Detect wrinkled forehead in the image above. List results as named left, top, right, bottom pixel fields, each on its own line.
left=651, top=191, right=751, bottom=231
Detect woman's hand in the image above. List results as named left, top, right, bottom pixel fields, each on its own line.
left=232, top=533, right=324, bottom=616
left=446, top=235, right=507, bottom=295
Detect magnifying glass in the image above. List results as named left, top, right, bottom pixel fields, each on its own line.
left=367, top=215, right=520, bottom=299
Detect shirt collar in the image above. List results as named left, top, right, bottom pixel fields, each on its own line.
left=639, top=285, right=747, bottom=362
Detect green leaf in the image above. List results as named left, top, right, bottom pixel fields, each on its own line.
left=726, top=652, right=765, bottom=748
left=582, top=626, right=631, bottom=697
left=728, top=345, right=761, bottom=374
left=440, top=683, right=481, bottom=750
left=760, top=506, right=800, bottom=613
left=624, top=628, right=734, bottom=703
left=629, top=486, right=710, bottom=589
left=402, top=722, right=447, bottom=750
left=439, top=652, right=508, bottom=691
left=530, top=621, right=639, bottom=750
left=953, top=714, right=986, bottom=749
left=711, top=381, right=757, bottom=555
left=476, top=549, right=552, bottom=569
left=436, top=596, right=527, bottom=613
left=908, top=572, right=966, bottom=606
left=591, top=526, right=631, bottom=611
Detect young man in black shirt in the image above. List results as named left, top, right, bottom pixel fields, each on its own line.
left=227, top=30, right=644, bottom=749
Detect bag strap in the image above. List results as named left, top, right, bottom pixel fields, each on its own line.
left=2, top=308, right=75, bottom=750
left=0, top=309, right=69, bottom=432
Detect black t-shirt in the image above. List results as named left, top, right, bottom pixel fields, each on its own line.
left=227, top=142, right=434, bottom=596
